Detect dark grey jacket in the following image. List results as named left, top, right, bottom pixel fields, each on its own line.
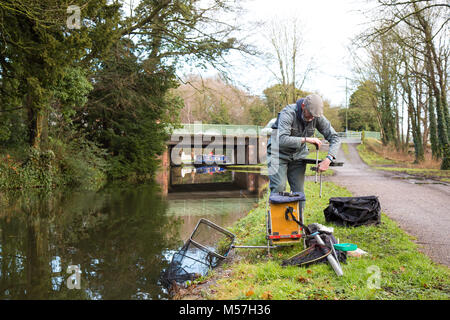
left=267, top=102, right=340, bottom=161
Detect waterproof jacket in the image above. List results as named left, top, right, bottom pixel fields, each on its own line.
left=267, top=99, right=341, bottom=161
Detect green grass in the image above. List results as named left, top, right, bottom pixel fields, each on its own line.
left=198, top=181, right=450, bottom=300
left=306, top=150, right=329, bottom=160
left=357, top=141, right=398, bottom=167
left=341, top=143, right=349, bottom=155
left=372, top=167, right=450, bottom=180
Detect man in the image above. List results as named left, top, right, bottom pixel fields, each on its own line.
left=267, top=94, right=340, bottom=195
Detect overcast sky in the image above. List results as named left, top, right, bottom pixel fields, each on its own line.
left=180, top=0, right=375, bottom=107
left=125, top=0, right=376, bottom=107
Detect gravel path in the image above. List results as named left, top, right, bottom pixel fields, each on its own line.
left=327, top=143, right=450, bottom=267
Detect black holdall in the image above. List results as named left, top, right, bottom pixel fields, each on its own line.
left=323, top=196, right=381, bottom=227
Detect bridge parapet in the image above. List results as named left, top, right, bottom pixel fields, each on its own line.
left=172, top=123, right=264, bottom=136
left=166, top=124, right=381, bottom=165
left=172, top=124, right=380, bottom=141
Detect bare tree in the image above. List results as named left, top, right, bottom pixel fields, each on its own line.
left=354, top=0, right=449, bottom=168
left=265, top=17, right=314, bottom=106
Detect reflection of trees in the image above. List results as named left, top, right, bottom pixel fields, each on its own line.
left=0, top=183, right=182, bottom=299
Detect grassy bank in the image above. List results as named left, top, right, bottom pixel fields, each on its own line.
left=372, top=167, right=450, bottom=181
left=181, top=181, right=450, bottom=300
left=357, top=139, right=399, bottom=166
left=357, top=138, right=449, bottom=182
left=341, top=143, right=349, bottom=155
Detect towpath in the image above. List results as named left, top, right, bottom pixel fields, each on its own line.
left=326, top=143, right=450, bottom=267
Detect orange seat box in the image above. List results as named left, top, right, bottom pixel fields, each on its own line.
left=267, top=192, right=305, bottom=245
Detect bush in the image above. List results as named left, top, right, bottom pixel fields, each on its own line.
left=49, top=135, right=109, bottom=190
left=0, top=136, right=109, bottom=191
left=0, top=148, right=57, bottom=190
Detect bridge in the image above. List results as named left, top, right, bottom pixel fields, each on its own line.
left=171, top=124, right=380, bottom=140
left=168, top=123, right=267, bottom=166
left=156, top=123, right=380, bottom=195
left=164, top=123, right=381, bottom=166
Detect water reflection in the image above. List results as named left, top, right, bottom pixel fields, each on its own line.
left=167, top=166, right=268, bottom=240
left=0, top=184, right=180, bottom=300
left=171, top=165, right=232, bottom=186
left=0, top=166, right=268, bottom=299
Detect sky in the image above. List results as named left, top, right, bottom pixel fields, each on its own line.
left=125, top=0, right=376, bottom=107
left=186, top=0, right=374, bottom=107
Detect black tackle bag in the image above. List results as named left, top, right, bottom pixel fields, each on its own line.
left=324, top=196, right=381, bottom=227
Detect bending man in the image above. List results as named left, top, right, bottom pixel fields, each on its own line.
left=267, top=94, right=341, bottom=195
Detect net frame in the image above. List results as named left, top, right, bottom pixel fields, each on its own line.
left=161, top=219, right=235, bottom=288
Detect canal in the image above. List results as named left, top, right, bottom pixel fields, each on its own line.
left=0, top=165, right=268, bottom=299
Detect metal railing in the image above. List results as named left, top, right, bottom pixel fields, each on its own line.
left=172, top=123, right=264, bottom=136
left=338, top=131, right=361, bottom=138
left=363, top=131, right=381, bottom=140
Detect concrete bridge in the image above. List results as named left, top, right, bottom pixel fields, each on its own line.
left=165, top=124, right=380, bottom=165
left=156, top=123, right=380, bottom=195
left=167, top=123, right=268, bottom=166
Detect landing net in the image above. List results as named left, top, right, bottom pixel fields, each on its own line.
left=161, top=219, right=235, bottom=288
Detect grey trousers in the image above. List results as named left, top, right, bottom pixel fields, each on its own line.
left=268, top=156, right=307, bottom=194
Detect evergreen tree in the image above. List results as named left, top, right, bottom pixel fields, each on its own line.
left=0, top=0, right=120, bottom=150
left=343, top=81, right=380, bottom=132
left=80, top=40, right=182, bottom=179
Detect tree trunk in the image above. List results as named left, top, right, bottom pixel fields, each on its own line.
left=414, top=4, right=450, bottom=169
left=27, top=95, right=45, bottom=150
left=428, top=94, right=440, bottom=159
left=403, top=76, right=424, bottom=163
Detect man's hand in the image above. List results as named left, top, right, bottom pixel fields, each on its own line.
left=318, top=158, right=331, bottom=172
left=305, top=137, right=322, bottom=149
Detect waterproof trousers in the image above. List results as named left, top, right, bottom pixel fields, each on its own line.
left=268, top=156, right=307, bottom=195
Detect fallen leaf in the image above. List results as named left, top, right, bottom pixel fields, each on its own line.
left=246, top=290, right=255, bottom=297
left=262, top=291, right=273, bottom=300
left=307, top=270, right=313, bottom=274
left=297, top=276, right=309, bottom=284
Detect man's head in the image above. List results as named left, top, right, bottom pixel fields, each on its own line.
left=299, top=94, right=324, bottom=122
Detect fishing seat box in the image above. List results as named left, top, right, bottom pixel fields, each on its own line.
left=268, top=192, right=305, bottom=245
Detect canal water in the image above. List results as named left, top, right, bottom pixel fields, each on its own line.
left=0, top=165, right=268, bottom=299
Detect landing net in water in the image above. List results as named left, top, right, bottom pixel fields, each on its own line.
left=161, top=219, right=235, bottom=289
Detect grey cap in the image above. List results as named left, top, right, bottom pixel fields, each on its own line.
left=304, top=94, right=324, bottom=118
